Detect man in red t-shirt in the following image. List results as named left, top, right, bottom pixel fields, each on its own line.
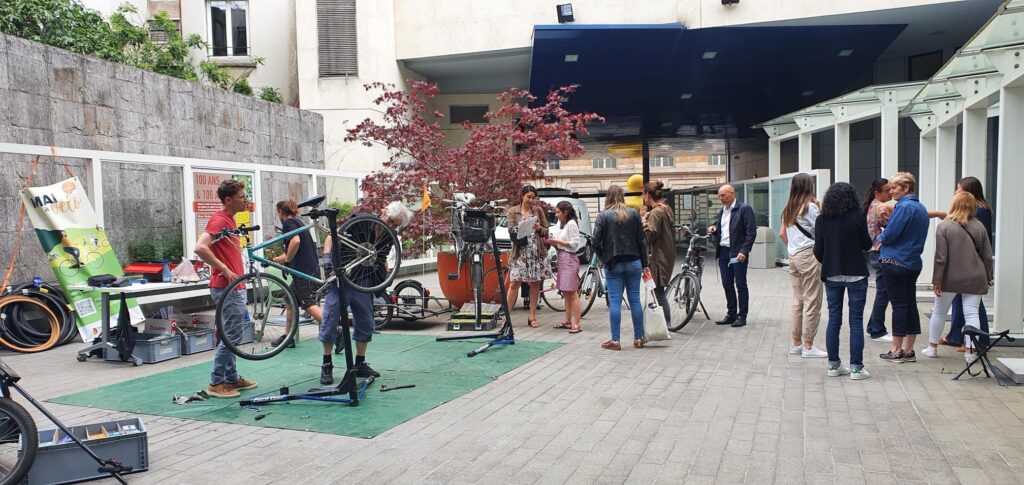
left=193, top=179, right=259, bottom=398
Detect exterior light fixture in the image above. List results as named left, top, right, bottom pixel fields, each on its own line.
left=556, top=4, right=574, bottom=23
left=679, top=93, right=693, bottom=100
left=702, top=51, right=717, bottom=59
left=838, top=49, right=854, bottom=57
left=564, top=54, right=579, bottom=62
left=801, top=90, right=814, bottom=96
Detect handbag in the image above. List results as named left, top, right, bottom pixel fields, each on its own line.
left=642, top=289, right=670, bottom=342
left=958, top=223, right=993, bottom=286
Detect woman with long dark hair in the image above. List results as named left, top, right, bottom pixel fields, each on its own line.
left=779, top=173, right=826, bottom=358
left=505, top=184, right=550, bottom=328
left=877, top=172, right=930, bottom=363
left=593, top=185, right=648, bottom=350
left=864, top=178, right=893, bottom=342
left=548, top=201, right=583, bottom=333
left=814, top=183, right=873, bottom=380
left=642, top=180, right=675, bottom=324
left=941, top=176, right=995, bottom=351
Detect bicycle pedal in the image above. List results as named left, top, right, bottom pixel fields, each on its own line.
left=447, top=273, right=460, bottom=280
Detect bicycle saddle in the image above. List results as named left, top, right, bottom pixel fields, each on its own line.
left=298, top=194, right=326, bottom=208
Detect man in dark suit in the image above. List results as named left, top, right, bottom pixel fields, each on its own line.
left=707, top=184, right=757, bottom=328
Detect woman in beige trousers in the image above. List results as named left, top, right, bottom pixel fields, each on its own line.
left=779, top=173, right=826, bottom=358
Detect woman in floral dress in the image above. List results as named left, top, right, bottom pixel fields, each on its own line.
left=505, top=185, right=550, bottom=327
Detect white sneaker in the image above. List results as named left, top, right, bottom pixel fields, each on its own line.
left=850, top=368, right=871, bottom=380
left=966, top=353, right=979, bottom=364
left=871, top=334, right=894, bottom=343
left=920, top=346, right=937, bottom=358
left=827, top=364, right=850, bottom=377
left=789, top=345, right=803, bottom=355
left=802, top=347, right=828, bottom=358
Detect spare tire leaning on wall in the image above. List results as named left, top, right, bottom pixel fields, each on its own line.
left=0, top=281, right=77, bottom=352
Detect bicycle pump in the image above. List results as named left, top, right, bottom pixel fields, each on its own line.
left=436, top=228, right=515, bottom=357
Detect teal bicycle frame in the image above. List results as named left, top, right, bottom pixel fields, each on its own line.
left=244, top=222, right=326, bottom=285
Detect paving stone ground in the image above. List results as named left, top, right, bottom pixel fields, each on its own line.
left=10, top=260, right=1024, bottom=484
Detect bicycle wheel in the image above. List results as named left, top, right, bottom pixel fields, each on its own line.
left=578, top=267, right=599, bottom=318
left=372, top=291, right=393, bottom=331
left=334, top=215, right=400, bottom=293
left=392, top=280, right=427, bottom=321
left=216, top=272, right=298, bottom=360
left=666, top=273, right=701, bottom=332
left=0, top=398, right=37, bottom=485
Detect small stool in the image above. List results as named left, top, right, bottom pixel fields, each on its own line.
left=954, top=326, right=1015, bottom=380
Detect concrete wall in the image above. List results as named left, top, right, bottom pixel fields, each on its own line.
left=0, top=33, right=324, bottom=283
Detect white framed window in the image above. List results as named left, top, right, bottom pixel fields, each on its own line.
left=708, top=154, right=727, bottom=166
left=546, top=159, right=561, bottom=170
left=592, top=157, right=617, bottom=169
left=651, top=155, right=675, bottom=167
left=208, top=1, right=249, bottom=57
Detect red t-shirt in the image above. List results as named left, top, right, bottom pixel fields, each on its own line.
left=205, top=210, right=244, bottom=289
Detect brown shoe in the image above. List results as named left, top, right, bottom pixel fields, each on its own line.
left=633, top=339, right=645, bottom=349
left=601, top=340, right=621, bottom=351
left=229, top=377, right=258, bottom=391
left=939, top=338, right=959, bottom=347
left=207, top=383, right=240, bottom=398
left=956, top=345, right=967, bottom=353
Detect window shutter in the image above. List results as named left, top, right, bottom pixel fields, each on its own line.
left=318, top=0, right=358, bottom=77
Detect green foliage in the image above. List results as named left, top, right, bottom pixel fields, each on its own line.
left=199, top=60, right=233, bottom=89
left=327, top=200, right=356, bottom=219
left=232, top=75, right=253, bottom=95
left=0, top=0, right=124, bottom=61
left=126, top=233, right=182, bottom=261
left=259, top=87, right=284, bottom=104
left=127, top=239, right=157, bottom=262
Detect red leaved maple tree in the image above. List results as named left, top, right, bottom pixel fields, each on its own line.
left=346, top=80, right=603, bottom=249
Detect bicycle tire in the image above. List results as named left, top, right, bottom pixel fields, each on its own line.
left=216, top=272, right=298, bottom=360
left=391, top=280, right=427, bottom=322
left=5, top=285, right=76, bottom=346
left=0, top=296, right=60, bottom=353
left=373, top=291, right=394, bottom=331
left=578, top=267, right=599, bottom=318
left=0, top=397, right=38, bottom=485
left=334, top=215, right=400, bottom=293
left=666, top=273, right=701, bottom=332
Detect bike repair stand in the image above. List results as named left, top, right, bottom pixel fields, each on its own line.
left=436, top=231, right=515, bottom=357
left=240, top=204, right=375, bottom=407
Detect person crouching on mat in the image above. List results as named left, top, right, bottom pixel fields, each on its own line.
left=318, top=202, right=412, bottom=385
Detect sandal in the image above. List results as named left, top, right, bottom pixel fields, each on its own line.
left=634, top=339, right=645, bottom=349
left=601, top=340, right=621, bottom=351
left=528, top=319, right=539, bottom=328
left=568, top=325, right=582, bottom=334
left=553, top=322, right=572, bottom=329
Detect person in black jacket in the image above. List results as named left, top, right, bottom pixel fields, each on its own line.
left=592, top=185, right=649, bottom=350
left=707, top=184, right=757, bottom=328
left=813, top=182, right=873, bottom=381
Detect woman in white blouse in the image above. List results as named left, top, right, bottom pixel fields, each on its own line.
left=548, top=201, right=583, bottom=333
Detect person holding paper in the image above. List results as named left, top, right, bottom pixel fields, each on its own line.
left=505, top=185, right=550, bottom=328
left=707, top=184, right=756, bottom=328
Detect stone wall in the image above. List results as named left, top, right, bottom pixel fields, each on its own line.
left=0, top=33, right=325, bottom=283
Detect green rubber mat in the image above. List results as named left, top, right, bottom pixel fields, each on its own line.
left=50, top=334, right=561, bottom=438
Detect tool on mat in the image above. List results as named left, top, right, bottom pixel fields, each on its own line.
left=380, top=383, right=416, bottom=392
left=254, top=413, right=271, bottom=421
left=172, top=391, right=210, bottom=404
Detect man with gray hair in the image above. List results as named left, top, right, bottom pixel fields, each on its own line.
left=707, top=184, right=757, bottom=328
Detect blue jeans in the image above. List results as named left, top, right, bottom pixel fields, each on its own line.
left=825, top=278, right=868, bottom=369
left=882, top=264, right=922, bottom=337
left=210, top=287, right=245, bottom=385
left=946, top=295, right=990, bottom=347
left=604, top=259, right=644, bottom=342
left=717, top=249, right=749, bottom=318
left=320, top=285, right=374, bottom=344
left=866, top=252, right=890, bottom=338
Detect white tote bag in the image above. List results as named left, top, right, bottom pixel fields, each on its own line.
left=642, top=289, right=670, bottom=342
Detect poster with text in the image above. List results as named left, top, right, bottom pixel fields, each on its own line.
left=193, top=171, right=255, bottom=245
left=22, top=177, right=144, bottom=341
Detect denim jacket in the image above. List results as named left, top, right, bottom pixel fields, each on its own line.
left=877, top=194, right=929, bottom=271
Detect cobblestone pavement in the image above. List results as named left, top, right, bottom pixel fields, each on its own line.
left=10, top=263, right=1024, bottom=484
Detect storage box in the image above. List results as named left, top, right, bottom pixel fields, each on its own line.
left=105, top=333, right=180, bottom=364
left=144, top=319, right=215, bottom=354
left=23, top=417, right=148, bottom=484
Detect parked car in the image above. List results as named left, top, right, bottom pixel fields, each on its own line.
left=494, top=188, right=592, bottom=252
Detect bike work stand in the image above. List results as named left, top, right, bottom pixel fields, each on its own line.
left=240, top=203, right=375, bottom=407
left=436, top=231, right=515, bottom=357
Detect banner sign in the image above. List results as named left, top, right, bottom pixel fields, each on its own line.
left=192, top=171, right=255, bottom=245
left=22, top=177, right=144, bottom=341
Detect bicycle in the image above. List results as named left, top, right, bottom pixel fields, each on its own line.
left=541, top=233, right=628, bottom=318
left=665, top=225, right=711, bottom=331
left=214, top=195, right=401, bottom=360
left=443, top=193, right=508, bottom=327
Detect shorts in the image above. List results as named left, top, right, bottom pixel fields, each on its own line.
left=320, top=285, right=374, bottom=343
left=290, top=277, right=319, bottom=310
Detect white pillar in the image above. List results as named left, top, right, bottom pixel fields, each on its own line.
left=182, top=164, right=196, bottom=258
left=961, top=107, right=988, bottom=187
left=798, top=132, right=812, bottom=172
left=918, top=135, right=937, bottom=284
left=768, top=139, right=781, bottom=176
left=994, top=85, right=1024, bottom=333
left=834, top=123, right=850, bottom=182
left=935, top=125, right=958, bottom=214
left=880, top=105, right=900, bottom=178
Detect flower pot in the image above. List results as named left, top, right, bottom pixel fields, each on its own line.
left=436, top=251, right=510, bottom=309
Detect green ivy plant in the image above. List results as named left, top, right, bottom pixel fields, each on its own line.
left=259, top=87, right=284, bottom=104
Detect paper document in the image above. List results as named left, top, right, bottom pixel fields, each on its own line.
left=517, top=216, right=537, bottom=240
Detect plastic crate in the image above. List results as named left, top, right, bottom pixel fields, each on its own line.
left=177, top=326, right=215, bottom=354
left=105, top=333, right=180, bottom=364
left=22, top=417, right=148, bottom=484
left=237, top=321, right=255, bottom=344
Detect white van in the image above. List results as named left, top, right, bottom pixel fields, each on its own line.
left=494, top=189, right=592, bottom=251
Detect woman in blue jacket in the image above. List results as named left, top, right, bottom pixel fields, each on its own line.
left=876, top=172, right=930, bottom=363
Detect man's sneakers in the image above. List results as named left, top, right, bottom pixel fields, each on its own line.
left=270, top=335, right=296, bottom=349
left=320, top=364, right=334, bottom=385
left=207, top=376, right=258, bottom=398
left=850, top=368, right=871, bottom=380
left=827, top=364, right=850, bottom=377
left=920, top=346, right=937, bottom=358
left=801, top=347, right=827, bottom=358
left=880, top=350, right=916, bottom=363
left=789, top=345, right=803, bottom=355
left=354, top=362, right=381, bottom=378
left=870, top=334, right=894, bottom=343
left=966, top=352, right=979, bottom=365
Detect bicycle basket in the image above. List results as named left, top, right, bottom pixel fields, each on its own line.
left=461, top=209, right=495, bottom=244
